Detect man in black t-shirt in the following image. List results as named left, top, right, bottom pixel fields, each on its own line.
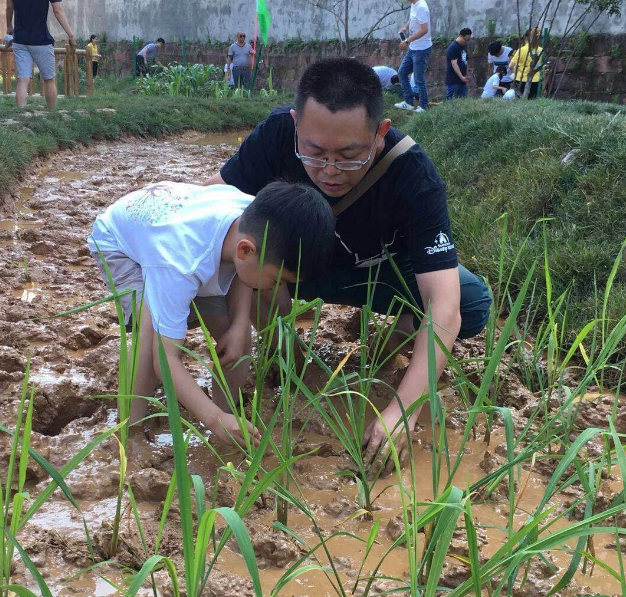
left=204, top=57, right=491, bottom=469
left=445, top=28, right=472, bottom=100
left=6, top=0, right=76, bottom=109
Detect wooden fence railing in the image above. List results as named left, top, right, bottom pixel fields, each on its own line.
left=0, top=45, right=100, bottom=97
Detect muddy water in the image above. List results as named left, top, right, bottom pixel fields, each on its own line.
left=0, top=130, right=623, bottom=597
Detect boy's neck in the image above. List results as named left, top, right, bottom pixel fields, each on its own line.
left=221, top=217, right=241, bottom=263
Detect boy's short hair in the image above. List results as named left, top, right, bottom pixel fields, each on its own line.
left=460, top=28, right=472, bottom=37
left=496, top=65, right=507, bottom=74
left=156, top=37, right=165, bottom=45
left=239, top=181, right=335, bottom=281
left=488, top=41, right=502, bottom=56
left=390, top=74, right=400, bottom=85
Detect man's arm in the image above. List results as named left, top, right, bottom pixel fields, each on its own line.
left=363, top=267, right=461, bottom=467
left=451, top=58, right=467, bottom=83
left=406, top=22, right=428, bottom=44
left=51, top=2, right=76, bottom=46
left=6, top=0, right=14, bottom=34
left=203, top=172, right=225, bottom=186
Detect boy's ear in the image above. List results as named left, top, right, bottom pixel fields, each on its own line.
left=236, top=238, right=257, bottom=260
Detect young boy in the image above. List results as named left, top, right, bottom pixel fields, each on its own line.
left=88, top=181, right=335, bottom=446
left=481, top=65, right=509, bottom=98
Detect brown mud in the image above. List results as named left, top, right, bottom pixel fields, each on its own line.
left=0, top=131, right=623, bottom=597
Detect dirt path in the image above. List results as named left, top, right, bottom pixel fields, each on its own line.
left=0, top=133, right=623, bottom=597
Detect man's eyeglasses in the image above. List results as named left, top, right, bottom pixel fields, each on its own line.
left=238, top=35, right=246, bottom=38
left=293, top=128, right=377, bottom=171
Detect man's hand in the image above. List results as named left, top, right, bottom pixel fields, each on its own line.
left=399, top=41, right=408, bottom=51
left=213, top=412, right=261, bottom=447
left=216, top=323, right=249, bottom=370
left=461, top=75, right=469, bottom=84
left=362, top=405, right=414, bottom=477
left=68, top=36, right=77, bottom=49
left=6, top=26, right=13, bottom=35
left=398, top=25, right=407, bottom=34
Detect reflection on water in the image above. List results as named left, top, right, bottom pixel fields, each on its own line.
left=181, top=130, right=249, bottom=146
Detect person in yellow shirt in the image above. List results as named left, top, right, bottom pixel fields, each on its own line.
left=86, top=34, right=99, bottom=77
left=509, top=28, right=543, bottom=99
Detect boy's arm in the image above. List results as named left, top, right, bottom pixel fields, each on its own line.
left=157, top=333, right=258, bottom=446
left=51, top=2, right=76, bottom=47
left=216, top=276, right=253, bottom=369
left=6, top=0, right=13, bottom=34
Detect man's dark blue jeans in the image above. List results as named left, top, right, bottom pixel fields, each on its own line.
left=446, top=83, right=468, bottom=100
left=289, top=257, right=492, bottom=340
left=399, top=47, right=432, bottom=110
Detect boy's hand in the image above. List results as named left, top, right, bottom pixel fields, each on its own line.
left=216, top=323, right=249, bottom=369
left=213, top=412, right=261, bottom=447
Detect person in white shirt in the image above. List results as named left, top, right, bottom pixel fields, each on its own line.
left=487, top=41, right=514, bottom=90
left=481, top=65, right=509, bottom=98
left=88, top=181, right=335, bottom=448
left=373, top=65, right=398, bottom=90
left=394, top=0, right=433, bottom=113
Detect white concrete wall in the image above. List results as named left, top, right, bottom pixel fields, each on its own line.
left=32, top=0, right=626, bottom=43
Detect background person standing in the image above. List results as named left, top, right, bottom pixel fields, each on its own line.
left=6, top=0, right=76, bottom=109
left=226, top=31, right=254, bottom=89
left=86, top=33, right=98, bottom=76
left=395, top=0, right=432, bottom=113
left=445, top=28, right=472, bottom=100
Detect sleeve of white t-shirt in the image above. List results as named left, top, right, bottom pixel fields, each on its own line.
left=142, top=266, right=199, bottom=339
left=415, top=5, right=429, bottom=25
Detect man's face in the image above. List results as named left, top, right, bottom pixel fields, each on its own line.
left=291, top=99, right=389, bottom=198
left=461, top=34, right=472, bottom=44
left=237, top=32, right=246, bottom=45
left=157, top=41, right=164, bottom=49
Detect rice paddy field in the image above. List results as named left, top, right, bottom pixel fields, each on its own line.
left=0, top=104, right=626, bottom=597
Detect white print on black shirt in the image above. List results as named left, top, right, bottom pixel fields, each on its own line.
left=425, top=232, right=455, bottom=255
left=336, top=229, right=400, bottom=268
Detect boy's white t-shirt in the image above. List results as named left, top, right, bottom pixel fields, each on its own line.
left=409, top=0, right=432, bottom=51
left=88, top=182, right=254, bottom=339
left=481, top=73, right=501, bottom=98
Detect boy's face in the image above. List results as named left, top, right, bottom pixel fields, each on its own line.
left=235, top=239, right=298, bottom=290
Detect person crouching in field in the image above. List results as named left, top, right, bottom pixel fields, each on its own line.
left=88, top=181, right=335, bottom=446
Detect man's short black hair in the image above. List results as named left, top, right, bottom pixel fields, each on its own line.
left=156, top=37, right=165, bottom=44
left=295, top=57, right=383, bottom=130
left=240, top=181, right=336, bottom=280
left=460, top=28, right=472, bottom=37
left=488, top=41, right=502, bottom=56
left=495, top=65, right=507, bottom=74
left=390, top=74, right=400, bottom=85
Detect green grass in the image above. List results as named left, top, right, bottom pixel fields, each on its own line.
left=0, top=80, right=289, bottom=195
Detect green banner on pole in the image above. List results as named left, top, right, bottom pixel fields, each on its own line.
left=257, top=0, right=272, bottom=44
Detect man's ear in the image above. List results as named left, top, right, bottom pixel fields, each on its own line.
left=236, top=238, right=257, bottom=260
left=290, top=108, right=297, bottom=125
left=377, top=119, right=392, bottom=139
